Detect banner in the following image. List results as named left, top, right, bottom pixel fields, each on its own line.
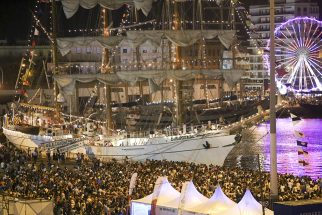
left=177, top=181, right=190, bottom=215
left=129, top=173, right=138, bottom=196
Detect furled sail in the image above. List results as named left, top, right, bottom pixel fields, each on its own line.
left=54, top=73, right=119, bottom=95
left=222, top=69, right=244, bottom=88
left=54, top=69, right=245, bottom=95
left=57, top=30, right=235, bottom=56
left=57, top=36, right=124, bottom=56
left=60, top=0, right=154, bottom=18
left=126, top=30, right=235, bottom=48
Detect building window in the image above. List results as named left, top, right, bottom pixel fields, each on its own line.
left=111, top=88, right=124, bottom=92
left=76, top=48, right=81, bottom=53
left=123, top=49, right=127, bottom=53
left=86, top=47, right=91, bottom=54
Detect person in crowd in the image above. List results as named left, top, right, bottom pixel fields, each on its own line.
left=32, top=148, right=38, bottom=163
left=46, top=149, right=51, bottom=164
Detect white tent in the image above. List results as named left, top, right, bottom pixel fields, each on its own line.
left=130, top=194, right=153, bottom=215
left=9, top=199, right=53, bottom=215
left=131, top=179, right=274, bottom=215
left=220, top=189, right=274, bottom=215
left=178, top=181, right=209, bottom=215
left=193, top=186, right=237, bottom=215
left=131, top=177, right=181, bottom=215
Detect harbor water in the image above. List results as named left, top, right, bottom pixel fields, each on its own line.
left=225, top=118, right=322, bottom=180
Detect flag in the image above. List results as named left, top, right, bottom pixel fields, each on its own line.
left=17, top=89, right=28, bottom=97
left=297, top=140, right=308, bottom=147
left=294, top=130, right=305, bottom=138
left=299, top=160, right=309, bottom=166
left=23, top=80, right=31, bottom=87
left=34, top=28, right=39, bottom=36
left=290, top=113, right=301, bottom=125
left=298, top=148, right=308, bottom=155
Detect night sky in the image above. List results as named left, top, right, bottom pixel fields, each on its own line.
left=0, top=0, right=34, bottom=43
left=0, top=0, right=321, bottom=43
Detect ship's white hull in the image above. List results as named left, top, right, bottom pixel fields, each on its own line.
left=81, top=134, right=236, bottom=166
left=3, top=127, right=236, bottom=166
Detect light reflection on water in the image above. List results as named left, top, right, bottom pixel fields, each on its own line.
left=225, top=118, right=322, bottom=180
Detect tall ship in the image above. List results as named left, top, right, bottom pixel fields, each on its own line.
left=2, top=0, right=269, bottom=166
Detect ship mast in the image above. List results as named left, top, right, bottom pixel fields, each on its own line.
left=51, top=0, right=59, bottom=110
left=103, top=9, right=113, bottom=136
left=218, top=1, right=224, bottom=105
left=173, top=0, right=184, bottom=126
left=134, top=10, right=145, bottom=102
left=198, top=0, right=209, bottom=108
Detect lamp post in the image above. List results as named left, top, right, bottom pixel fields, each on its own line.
left=269, top=0, right=278, bottom=204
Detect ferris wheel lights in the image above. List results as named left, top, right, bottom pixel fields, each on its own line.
left=265, top=17, right=322, bottom=92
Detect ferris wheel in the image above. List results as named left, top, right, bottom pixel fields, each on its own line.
left=265, top=17, right=322, bottom=94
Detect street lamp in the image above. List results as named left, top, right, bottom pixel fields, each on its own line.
left=269, top=0, right=278, bottom=204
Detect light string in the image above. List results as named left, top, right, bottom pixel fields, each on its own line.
left=66, top=20, right=232, bottom=33
left=233, top=0, right=263, bottom=54
left=16, top=0, right=43, bottom=98
left=31, top=12, right=53, bottom=43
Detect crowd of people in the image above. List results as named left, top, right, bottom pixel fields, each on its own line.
left=0, top=141, right=321, bottom=215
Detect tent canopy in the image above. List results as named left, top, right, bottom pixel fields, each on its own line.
left=194, top=186, right=237, bottom=214
left=220, top=189, right=274, bottom=215
left=131, top=180, right=274, bottom=215
left=131, top=177, right=180, bottom=215
left=179, top=181, right=209, bottom=214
